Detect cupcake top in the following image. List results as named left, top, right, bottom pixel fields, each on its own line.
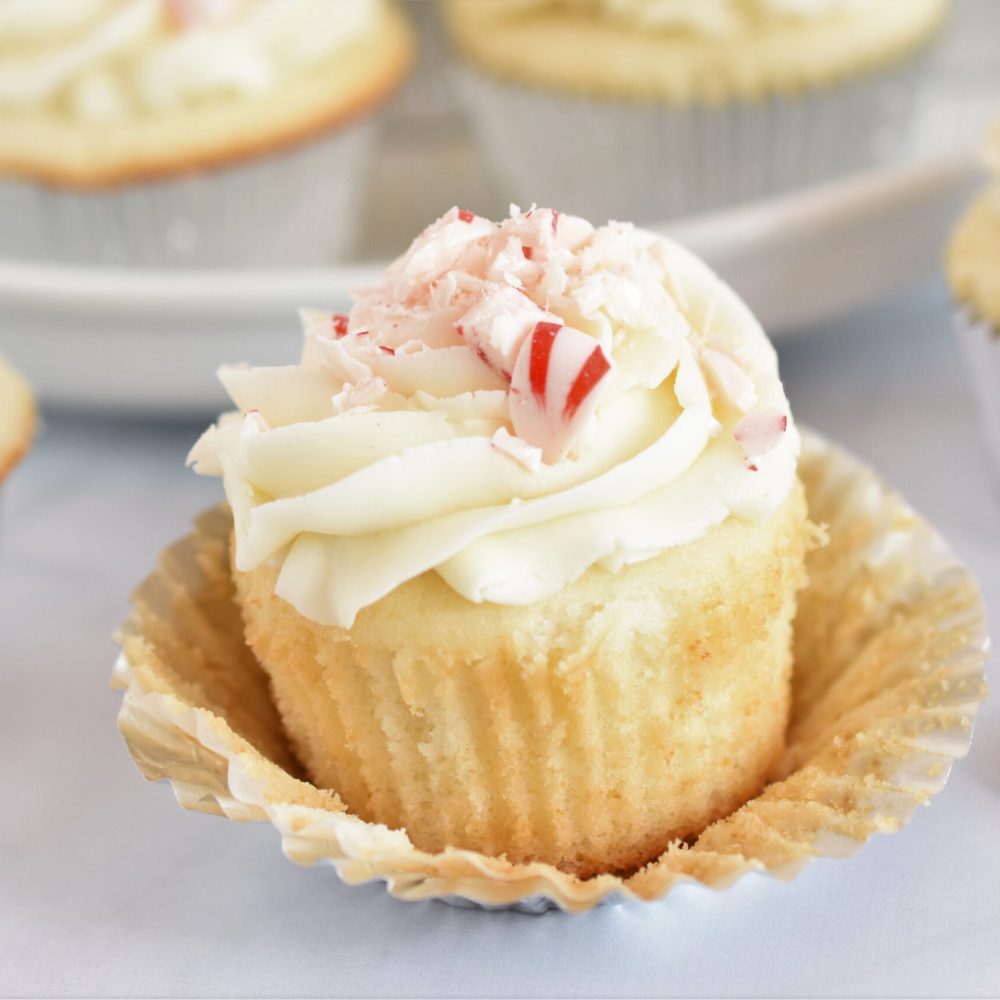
left=948, top=126, right=1000, bottom=326
left=0, top=0, right=412, bottom=184
left=191, top=206, right=799, bottom=628
left=0, top=356, right=35, bottom=483
left=444, top=0, right=947, bottom=101
left=0, top=0, right=377, bottom=119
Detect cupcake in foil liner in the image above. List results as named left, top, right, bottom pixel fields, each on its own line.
left=452, top=57, right=926, bottom=226
left=0, top=0, right=414, bottom=269
left=111, top=431, right=988, bottom=914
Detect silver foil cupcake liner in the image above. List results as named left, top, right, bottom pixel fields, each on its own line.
left=0, top=119, right=375, bottom=270
left=452, top=57, right=926, bottom=224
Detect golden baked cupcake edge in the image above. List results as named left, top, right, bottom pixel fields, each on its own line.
left=947, top=126, right=1000, bottom=328
left=0, top=356, right=35, bottom=484
left=0, top=0, right=415, bottom=187
left=443, top=0, right=948, bottom=102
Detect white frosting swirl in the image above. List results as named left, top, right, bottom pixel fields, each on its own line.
left=0, top=0, right=378, bottom=119
left=191, top=206, right=800, bottom=628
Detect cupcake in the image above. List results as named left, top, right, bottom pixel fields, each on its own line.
left=0, top=355, right=35, bottom=483
left=0, top=0, right=414, bottom=268
left=190, top=204, right=811, bottom=877
left=443, top=0, right=947, bottom=222
left=947, top=126, right=1000, bottom=480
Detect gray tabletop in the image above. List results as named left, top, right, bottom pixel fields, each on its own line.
left=1, top=280, right=997, bottom=999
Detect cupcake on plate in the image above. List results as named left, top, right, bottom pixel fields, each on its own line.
left=947, top=125, right=1000, bottom=481
left=0, top=355, right=35, bottom=483
left=0, top=0, right=414, bottom=267
left=443, top=0, right=947, bottom=223
left=190, top=204, right=811, bottom=876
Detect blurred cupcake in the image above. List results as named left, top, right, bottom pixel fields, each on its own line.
left=444, top=0, right=948, bottom=222
left=189, top=204, right=811, bottom=876
left=0, top=356, right=35, bottom=483
left=947, top=125, right=1000, bottom=481
left=0, top=0, right=414, bottom=267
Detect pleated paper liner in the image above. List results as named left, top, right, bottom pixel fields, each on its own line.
left=112, top=432, right=988, bottom=913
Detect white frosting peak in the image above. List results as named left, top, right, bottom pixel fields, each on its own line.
left=0, top=0, right=379, bottom=118
left=192, top=206, right=799, bottom=627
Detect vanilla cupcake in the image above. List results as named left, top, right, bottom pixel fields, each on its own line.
left=947, top=126, right=1000, bottom=479
left=444, top=0, right=947, bottom=222
left=0, top=356, right=35, bottom=483
left=190, top=205, right=810, bottom=876
left=0, top=0, right=413, bottom=267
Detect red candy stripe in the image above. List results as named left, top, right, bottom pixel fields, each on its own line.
left=528, top=321, right=562, bottom=401
left=563, top=346, right=611, bottom=422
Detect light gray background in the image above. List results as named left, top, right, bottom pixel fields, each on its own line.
left=1, top=282, right=998, bottom=998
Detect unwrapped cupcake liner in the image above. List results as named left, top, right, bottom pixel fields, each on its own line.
left=452, top=56, right=927, bottom=224
left=0, top=118, right=375, bottom=269
left=953, top=306, right=1000, bottom=487
left=111, top=431, right=988, bottom=913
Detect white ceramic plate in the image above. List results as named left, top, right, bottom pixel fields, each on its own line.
left=0, top=150, right=981, bottom=416
left=2, top=0, right=997, bottom=417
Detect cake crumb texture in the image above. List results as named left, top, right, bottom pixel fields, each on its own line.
left=233, top=484, right=811, bottom=877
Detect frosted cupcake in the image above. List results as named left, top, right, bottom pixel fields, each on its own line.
left=0, top=356, right=35, bottom=483
left=444, top=0, right=947, bottom=222
left=191, top=205, right=810, bottom=876
left=947, top=126, right=1000, bottom=480
left=0, top=0, right=413, bottom=267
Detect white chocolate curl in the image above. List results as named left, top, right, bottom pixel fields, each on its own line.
left=190, top=206, right=799, bottom=627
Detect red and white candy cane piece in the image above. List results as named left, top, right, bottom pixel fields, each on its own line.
left=733, top=409, right=788, bottom=467
left=162, top=0, right=237, bottom=29
left=509, top=321, right=613, bottom=463
left=455, top=284, right=558, bottom=380
left=701, top=347, right=757, bottom=413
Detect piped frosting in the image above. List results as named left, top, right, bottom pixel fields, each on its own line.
left=191, top=205, right=799, bottom=627
left=0, top=0, right=379, bottom=119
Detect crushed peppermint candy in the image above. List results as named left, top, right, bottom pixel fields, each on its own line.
left=733, top=410, right=788, bottom=464
left=701, top=347, right=757, bottom=413
left=290, top=205, right=790, bottom=474
left=491, top=427, right=543, bottom=472
left=510, top=321, right=613, bottom=463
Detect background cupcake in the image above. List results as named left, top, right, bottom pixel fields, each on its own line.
left=0, top=355, right=35, bottom=484
left=947, top=125, right=1000, bottom=482
left=0, top=0, right=414, bottom=267
left=444, top=0, right=948, bottom=223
